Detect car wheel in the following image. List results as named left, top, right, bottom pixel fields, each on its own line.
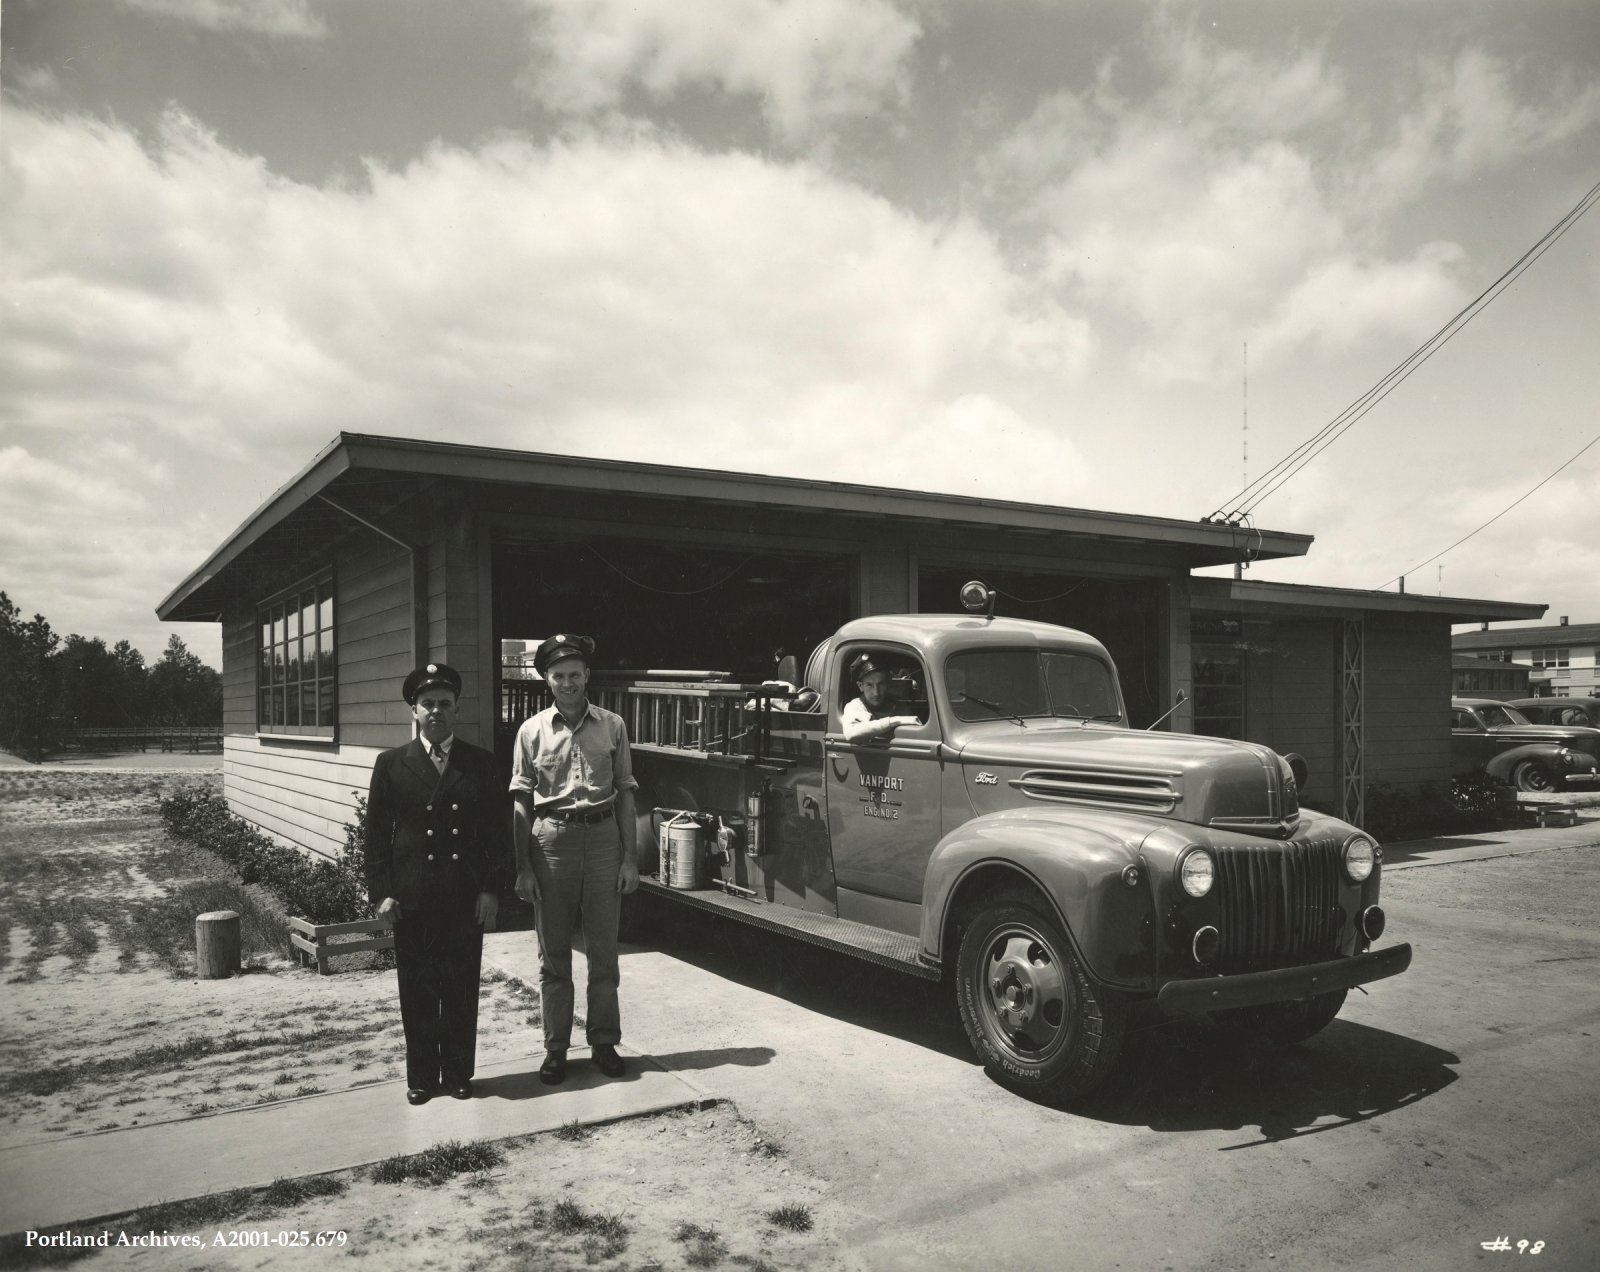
left=1214, top=989, right=1347, bottom=1045
left=954, top=889, right=1124, bottom=1102
left=1511, top=760, right=1555, bottom=793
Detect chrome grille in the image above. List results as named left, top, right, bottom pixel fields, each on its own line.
left=1213, top=837, right=1343, bottom=970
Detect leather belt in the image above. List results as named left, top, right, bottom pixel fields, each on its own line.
left=540, top=805, right=614, bottom=824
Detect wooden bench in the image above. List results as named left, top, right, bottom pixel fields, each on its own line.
left=288, top=916, right=394, bottom=975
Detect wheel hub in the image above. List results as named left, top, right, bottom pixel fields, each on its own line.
left=983, top=929, right=1067, bottom=1057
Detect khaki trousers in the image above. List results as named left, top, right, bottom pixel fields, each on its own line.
left=532, top=816, right=622, bottom=1050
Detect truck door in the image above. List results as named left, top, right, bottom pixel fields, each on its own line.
left=823, top=643, right=945, bottom=908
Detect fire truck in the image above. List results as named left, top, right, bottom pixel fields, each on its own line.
left=578, top=583, right=1410, bottom=1102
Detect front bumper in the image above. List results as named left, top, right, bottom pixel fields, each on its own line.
left=1154, top=943, right=1413, bottom=1015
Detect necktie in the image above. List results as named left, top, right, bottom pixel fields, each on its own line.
left=430, top=743, right=446, bottom=773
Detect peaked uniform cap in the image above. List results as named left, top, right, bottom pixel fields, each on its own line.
left=402, top=662, right=462, bottom=704
left=534, top=634, right=596, bottom=677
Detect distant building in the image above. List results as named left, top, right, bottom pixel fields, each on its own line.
left=1452, top=618, right=1600, bottom=697
left=1451, top=654, right=1530, bottom=700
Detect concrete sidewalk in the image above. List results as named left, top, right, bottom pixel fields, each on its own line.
left=1384, top=800, right=1600, bottom=871
left=0, top=1047, right=710, bottom=1237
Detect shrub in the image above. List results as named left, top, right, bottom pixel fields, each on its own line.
left=159, top=791, right=368, bottom=924
left=1363, top=775, right=1501, bottom=844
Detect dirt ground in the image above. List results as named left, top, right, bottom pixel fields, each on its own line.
left=0, top=766, right=849, bottom=1270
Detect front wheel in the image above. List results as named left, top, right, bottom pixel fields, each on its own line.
left=1511, top=760, right=1556, bottom=793
left=954, top=890, right=1125, bottom=1103
left=1214, top=989, right=1347, bottom=1045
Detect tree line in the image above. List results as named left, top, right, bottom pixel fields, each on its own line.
left=0, top=591, right=223, bottom=760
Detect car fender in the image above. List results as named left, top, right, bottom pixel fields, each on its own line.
left=1483, top=742, right=1595, bottom=782
left=921, top=806, right=1159, bottom=990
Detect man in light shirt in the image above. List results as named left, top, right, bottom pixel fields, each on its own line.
left=510, top=634, right=639, bottom=1085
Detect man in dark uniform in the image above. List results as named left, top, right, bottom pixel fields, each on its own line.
left=366, top=662, right=505, bottom=1105
left=510, top=634, right=639, bottom=1085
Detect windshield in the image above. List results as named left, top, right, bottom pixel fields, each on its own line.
left=1478, top=704, right=1531, bottom=728
left=945, top=649, right=1121, bottom=723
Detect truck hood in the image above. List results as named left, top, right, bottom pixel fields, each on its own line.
left=952, top=723, right=1302, bottom=838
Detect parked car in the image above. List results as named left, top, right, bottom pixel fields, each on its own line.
left=1451, top=697, right=1600, bottom=792
left=1505, top=697, right=1600, bottom=730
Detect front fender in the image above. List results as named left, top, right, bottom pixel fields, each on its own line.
left=1483, top=743, right=1596, bottom=782
left=921, top=806, right=1159, bottom=990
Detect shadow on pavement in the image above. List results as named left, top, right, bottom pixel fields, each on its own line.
left=647, top=1046, right=775, bottom=1072
left=1073, top=1012, right=1460, bottom=1144
left=622, top=894, right=973, bottom=1063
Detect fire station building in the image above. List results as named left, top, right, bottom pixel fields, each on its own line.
left=156, top=433, right=1542, bottom=856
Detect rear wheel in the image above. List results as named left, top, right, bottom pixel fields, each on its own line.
left=1511, top=760, right=1556, bottom=793
left=1214, top=989, right=1347, bottom=1045
left=954, top=890, right=1124, bottom=1102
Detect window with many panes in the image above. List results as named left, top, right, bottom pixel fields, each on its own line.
left=257, top=573, right=335, bottom=737
left=1191, top=615, right=1246, bottom=740
left=1530, top=648, right=1570, bottom=670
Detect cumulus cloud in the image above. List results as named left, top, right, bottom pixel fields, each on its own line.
left=517, top=0, right=920, bottom=143
left=1356, top=49, right=1600, bottom=213
left=1, top=105, right=1091, bottom=653
left=117, top=0, right=327, bottom=38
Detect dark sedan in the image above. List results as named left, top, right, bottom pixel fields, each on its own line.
left=1452, top=697, right=1600, bottom=792
left=1506, top=696, right=1600, bottom=730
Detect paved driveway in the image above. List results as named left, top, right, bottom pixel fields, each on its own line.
left=492, top=837, right=1600, bottom=1272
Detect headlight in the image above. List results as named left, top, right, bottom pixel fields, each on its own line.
left=1343, top=835, right=1376, bottom=882
left=1177, top=848, right=1214, bottom=898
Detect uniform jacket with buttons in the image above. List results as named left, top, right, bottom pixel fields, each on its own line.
left=364, top=737, right=510, bottom=914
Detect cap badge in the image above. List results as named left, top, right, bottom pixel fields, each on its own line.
left=427, top=663, right=438, bottom=673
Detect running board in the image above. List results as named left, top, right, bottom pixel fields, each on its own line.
left=637, top=879, right=941, bottom=980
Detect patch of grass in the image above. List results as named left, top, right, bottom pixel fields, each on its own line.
left=0, top=1023, right=374, bottom=1098
left=766, top=1203, right=813, bottom=1233
left=542, top=1201, right=628, bottom=1261
left=730, top=1258, right=779, bottom=1272
left=258, top=1174, right=347, bottom=1209
left=369, top=1139, right=505, bottom=1186
left=272, top=1071, right=300, bottom=1086
left=292, top=1083, right=322, bottom=1097
left=674, top=1223, right=727, bottom=1268
left=554, top=1118, right=591, bottom=1142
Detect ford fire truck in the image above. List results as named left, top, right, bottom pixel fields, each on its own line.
left=560, top=584, right=1411, bottom=1102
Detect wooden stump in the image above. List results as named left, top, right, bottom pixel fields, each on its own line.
left=195, top=910, right=241, bottom=979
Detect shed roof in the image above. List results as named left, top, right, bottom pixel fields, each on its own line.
left=1191, top=576, right=1546, bottom=624
left=1453, top=621, right=1600, bottom=648
left=157, top=432, right=1316, bottom=620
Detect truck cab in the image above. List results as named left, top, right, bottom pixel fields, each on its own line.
left=593, top=601, right=1410, bottom=1102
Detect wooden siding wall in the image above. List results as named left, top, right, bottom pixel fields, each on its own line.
left=1241, top=619, right=1339, bottom=811
left=223, top=737, right=383, bottom=858
left=427, top=506, right=487, bottom=745
left=1362, top=612, right=1453, bottom=788
left=217, top=527, right=422, bottom=857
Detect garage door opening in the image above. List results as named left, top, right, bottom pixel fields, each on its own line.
left=917, top=565, right=1165, bottom=727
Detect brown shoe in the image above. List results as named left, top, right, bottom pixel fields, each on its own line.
left=592, top=1044, right=625, bottom=1078
left=539, top=1051, right=567, bottom=1085
left=406, top=1088, right=433, bottom=1106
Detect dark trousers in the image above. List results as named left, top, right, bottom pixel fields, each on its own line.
left=393, top=907, right=483, bottom=1091
left=532, top=816, right=622, bottom=1051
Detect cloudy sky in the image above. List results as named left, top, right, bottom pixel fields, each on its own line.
left=4, top=0, right=1598, bottom=668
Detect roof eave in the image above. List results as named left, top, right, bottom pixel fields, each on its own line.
left=1197, top=577, right=1547, bottom=624
left=155, top=436, right=355, bottom=621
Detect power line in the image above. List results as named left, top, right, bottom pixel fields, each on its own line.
left=1374, top=432, right=1600, bottom=591
left=1204, top=175, right=1600, bottom=524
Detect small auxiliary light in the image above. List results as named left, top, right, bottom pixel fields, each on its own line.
left=960, top=579, right=996, bottom=619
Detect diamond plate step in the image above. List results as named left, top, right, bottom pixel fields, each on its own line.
left=637, top=879, right=941, bottom=979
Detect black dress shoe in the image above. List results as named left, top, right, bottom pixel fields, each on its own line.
left=406, top=1088, right=433, bottom=1106
left=539, top=1051, right=567, bottom=1085
left=592, top=1044, right=625, bottom=1078
left=447, top=1081, right=473, bottom=1100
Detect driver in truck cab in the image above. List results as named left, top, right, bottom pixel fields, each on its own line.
left=841, top=653, right=922, bottom=742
